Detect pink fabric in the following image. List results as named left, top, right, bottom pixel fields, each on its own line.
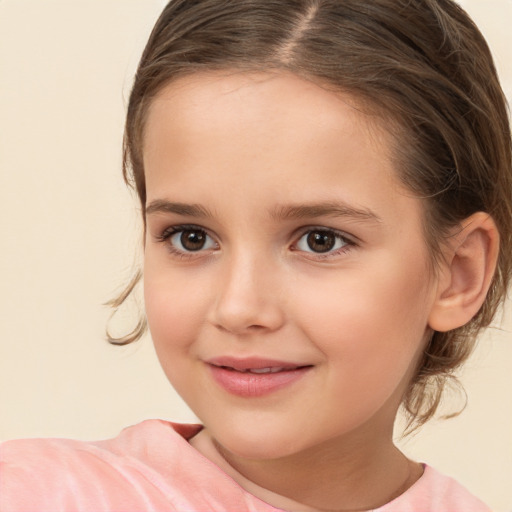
left=0, top=420, right=491, bottom=512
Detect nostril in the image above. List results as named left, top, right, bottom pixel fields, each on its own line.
left=214, top=322, right=266, bottom=334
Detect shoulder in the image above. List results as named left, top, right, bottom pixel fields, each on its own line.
left=377, top=465, right=492, bottom=512
left=0, top=420, right=276, bottom=512
left=0, top=419, right=195, bottom=471
left=0, top=420, right=201, bottom=512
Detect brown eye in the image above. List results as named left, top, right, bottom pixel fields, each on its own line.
left=180, top=230, right=207, bottom=251
left=167, top=228, right=217, bottom=253
left=306, top=231, right=336, bottom=253
left=296, top=229, right=349, bottom=254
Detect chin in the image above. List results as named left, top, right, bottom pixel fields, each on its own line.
left=209, top=419, right=317, bottom=461
left=222, top=439, right=300, bottom=461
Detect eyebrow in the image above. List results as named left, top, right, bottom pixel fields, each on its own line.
left=145, top=200, right=214, bottom=218
left=270, top=201, right=382, bottom=223
left=145, top=199, right=382, bottom=224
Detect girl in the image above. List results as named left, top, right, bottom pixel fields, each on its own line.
left=1, top=1, right=511, bottom=511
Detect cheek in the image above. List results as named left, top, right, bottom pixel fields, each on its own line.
left=293, top=255, right=432, bottom=377
left=143, top=262, right=209, bottom=356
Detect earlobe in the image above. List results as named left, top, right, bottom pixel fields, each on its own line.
left=428, top=212, right=500, bottom=332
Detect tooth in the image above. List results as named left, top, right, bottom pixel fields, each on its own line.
left=248, top=367, right=287, bottom=374
left=248, top=368, right=273, bottom=374
left=223, top=366, right=248, bottom=373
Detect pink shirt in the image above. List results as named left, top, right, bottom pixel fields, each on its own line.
left=0, top=420, right=491, bottom=511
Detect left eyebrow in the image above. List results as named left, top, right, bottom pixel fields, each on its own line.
left=145, top=200, right=214, bottom=218
left=270, top=201, right=382, bottom=224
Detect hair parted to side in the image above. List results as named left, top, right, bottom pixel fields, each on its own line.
left=110, top=0, right=512, bottom=430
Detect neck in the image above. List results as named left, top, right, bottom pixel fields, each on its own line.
left=191, top=425, right=423, bottom=512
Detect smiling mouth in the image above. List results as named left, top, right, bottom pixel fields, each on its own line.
left=207, top=359, right=313, bottom=397
left=212, top=365, right=309, bottom=374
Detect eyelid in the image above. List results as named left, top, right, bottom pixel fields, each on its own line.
left=155, top=223, right=211, bottom=238
left=293, top=225, right=358, bottom=243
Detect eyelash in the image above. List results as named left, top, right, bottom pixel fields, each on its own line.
left=155, top=225, right=357, bottom=260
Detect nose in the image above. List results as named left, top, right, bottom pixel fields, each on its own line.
left=208, top=251, right=286, bottom=335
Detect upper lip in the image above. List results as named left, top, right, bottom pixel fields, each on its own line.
left=206, top=356, right=310, bottom=371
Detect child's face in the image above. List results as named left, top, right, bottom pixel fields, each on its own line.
left=143, top=71, right=439, bottom=459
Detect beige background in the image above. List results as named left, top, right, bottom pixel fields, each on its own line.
left=0, top=0, right=511, bottom=510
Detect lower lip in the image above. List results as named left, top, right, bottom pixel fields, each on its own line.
left=208, top=365, right=312, bottom=397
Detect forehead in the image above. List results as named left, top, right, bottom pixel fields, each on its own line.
left=142, top=71, right=420, bottom=228
left=144, top=70, right=391, bottom=157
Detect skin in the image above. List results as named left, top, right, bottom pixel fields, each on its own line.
left=141, top=71, right=459, bottom=511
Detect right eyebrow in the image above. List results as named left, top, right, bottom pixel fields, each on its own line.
left=270, top=201, right=382, bottom=224
left=145, top=200, right=214, bottom=218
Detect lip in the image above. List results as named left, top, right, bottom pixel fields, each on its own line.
left=206, top=356, right=313, bottom=397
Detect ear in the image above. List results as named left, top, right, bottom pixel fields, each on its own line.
left=428, top=212, right=500, bottom=332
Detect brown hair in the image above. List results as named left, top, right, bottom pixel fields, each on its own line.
left=110, top=0, right=512, bottom=430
